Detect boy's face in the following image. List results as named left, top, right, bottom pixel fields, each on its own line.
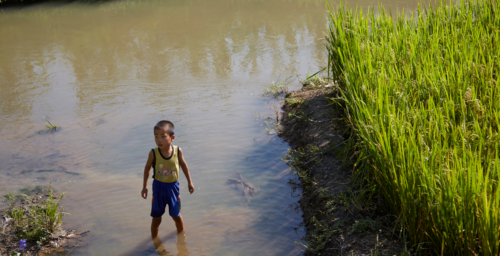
left=154, top=128, right=175, bottom=149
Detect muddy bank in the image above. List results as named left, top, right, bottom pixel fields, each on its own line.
left=1, top=190, right=88, bottom=256
left=279, top=84, right=405, bottom=255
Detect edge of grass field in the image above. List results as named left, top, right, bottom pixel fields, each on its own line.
left=326, top=0, right=500, bottom=254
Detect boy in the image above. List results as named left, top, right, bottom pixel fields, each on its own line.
left=141, top=120, right=195, bottom=238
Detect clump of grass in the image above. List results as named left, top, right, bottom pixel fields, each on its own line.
left=3, top=193, right=15, bottom=201
left=6, top=185, right=66, bottom=244
left=285, top=97, right=304, bottom=107
left=351, top=219, right=379, bottom=235
left=300, top=75, right=324, bottom=87
left=299, top=68, right=331, bottom=87
left=43, top=116, right=57, bottom=129
left=301, top=74, right=325, bottom=87
left=264, top=105, right=281, bottom=134
left=263, top=76, right=294, bottom=99
left=326, top=0, right=500, bottom=254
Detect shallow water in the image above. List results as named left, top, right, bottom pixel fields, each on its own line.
left=0, top=0, right=426, bottom=255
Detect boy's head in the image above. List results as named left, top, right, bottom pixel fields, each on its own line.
left=154, top=120, right=175, bottom=148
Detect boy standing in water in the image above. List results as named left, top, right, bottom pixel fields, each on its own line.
left=141, top=120, right=195, bottom=238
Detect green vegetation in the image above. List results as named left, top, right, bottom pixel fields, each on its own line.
left=5, top=185, right=66, bottom=244
left=285, top=97, right=304, bottom=106
left=300, top=70, right=327, bottom=87
left=43, top=116, right=57, bottom=130
left=3, top=193, right=15, bottom=201
left=326, top=0, right=500, bottom=254
left=263, top=76, right=293, bottom=99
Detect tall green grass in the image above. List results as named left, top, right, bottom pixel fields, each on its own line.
left=325, top=0, right=500, bottom=254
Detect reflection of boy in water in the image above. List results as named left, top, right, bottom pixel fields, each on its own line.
left=141, top=120, right=195, bottom=239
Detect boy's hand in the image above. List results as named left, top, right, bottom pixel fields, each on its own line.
left=188, top=182, right=195, bottom=194
left=141, top=188, right=148, bottom=199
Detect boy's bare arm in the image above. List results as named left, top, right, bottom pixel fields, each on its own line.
left=141, top=150, right=154, bottom=199
left=178, top=147, right=195, bottom=194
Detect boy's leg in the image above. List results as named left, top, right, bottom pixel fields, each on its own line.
left=172, top=215, right=184, bottom=233
left=151, top=217, right=162, bottom=238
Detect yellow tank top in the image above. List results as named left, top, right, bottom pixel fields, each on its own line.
left=152, top=146, right=179, bottom=183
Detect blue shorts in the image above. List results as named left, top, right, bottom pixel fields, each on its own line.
left=151, top=180, right=181, bottom=218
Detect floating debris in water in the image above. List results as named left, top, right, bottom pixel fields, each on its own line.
left=227, top=171, right=259, bottom=202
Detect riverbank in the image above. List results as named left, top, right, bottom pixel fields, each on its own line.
left=279, top=82, right=404, bottom=255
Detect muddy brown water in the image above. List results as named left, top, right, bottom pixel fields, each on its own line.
left=0, top=0, right=427, bottom=255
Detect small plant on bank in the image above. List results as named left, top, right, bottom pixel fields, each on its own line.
left=284, top=97, right=304, bottom=107
left=4, top=193, right=15, bottom=201
left=299, top=68, right=329, bottom=87
left=264, top=117, right=280, bottom=135
left=263, top=76, right=294, bottom=99
left=300, top=74, right=324, bottom=87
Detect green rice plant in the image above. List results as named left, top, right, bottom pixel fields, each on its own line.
left=43, top=116, right=56, bottom=129
left=325, top=0, right=500, bottom=254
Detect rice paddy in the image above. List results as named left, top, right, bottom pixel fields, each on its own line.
left=325, top=0, right=500, bottom=254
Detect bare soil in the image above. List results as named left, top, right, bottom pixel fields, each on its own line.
left=279, top=85, right=405, bottom=256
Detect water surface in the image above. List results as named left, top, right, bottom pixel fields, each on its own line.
left=0, top=0, right=426, bottom=254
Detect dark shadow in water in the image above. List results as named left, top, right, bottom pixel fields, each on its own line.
left=122, top=231, right=190, bottom=256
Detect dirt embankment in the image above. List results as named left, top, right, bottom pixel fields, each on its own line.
left=279, top=85, right=404, bottom=255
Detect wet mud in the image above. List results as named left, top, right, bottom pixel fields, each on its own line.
left=279, top=84, right=404, bottom=255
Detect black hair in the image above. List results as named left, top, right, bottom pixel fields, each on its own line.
left=154, top=120, right=174, bottom=136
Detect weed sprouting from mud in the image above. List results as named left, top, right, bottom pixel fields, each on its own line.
left=299, top=68, right=332, bottom=88
left=263, top=76, right=294, bottom=99
left=284, top=97, right=304, bottom=107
